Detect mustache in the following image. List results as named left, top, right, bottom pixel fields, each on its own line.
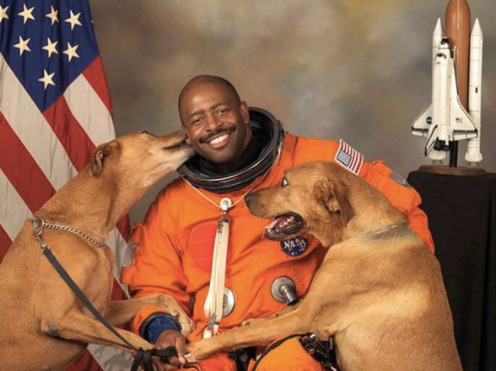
left=200, top=126, right=236, bottom=144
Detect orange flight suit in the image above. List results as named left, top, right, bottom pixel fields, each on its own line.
left=121, top=134, right=434, bottom=370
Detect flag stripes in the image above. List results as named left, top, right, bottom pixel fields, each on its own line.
left=0, top=167, right=31, bottom=241
left=0, top=55, right=77, bottom=191
left=0, top=1, right=133, bottom=369
left=0, top=110, right=56, bottom=211
left=335, top=139, right=364, bottom=175
left=43, top=96, right=95, bottom=172
left=82, top=57, right=113, bottom=114
left=0, top=223, right=10, bottom=261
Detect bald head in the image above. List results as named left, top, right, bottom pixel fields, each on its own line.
left=178, top=75, right=241, bottom=117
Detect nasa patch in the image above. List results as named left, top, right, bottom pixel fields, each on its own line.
left=280, top=237, right=308, bottom=257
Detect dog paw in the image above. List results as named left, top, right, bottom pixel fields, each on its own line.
left=185, top=341, right=212, bottom=361
left=178, top=315, right=195, bottom=336
left=154, top=294, right=195, bottom=335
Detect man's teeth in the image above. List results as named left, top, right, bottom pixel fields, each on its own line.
left=210, top=133, right=229, bottom=145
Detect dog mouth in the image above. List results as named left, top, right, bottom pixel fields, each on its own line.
left=264, top=213, right=304, bottom=240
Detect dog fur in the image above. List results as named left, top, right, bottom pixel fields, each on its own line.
left=186, top=161, right=463, bottom=371
left=0, top=130, right=195, bottom=371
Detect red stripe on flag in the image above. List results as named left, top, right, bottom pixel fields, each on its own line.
left=65, top=350, right=104, bottom=371
left=0, top=113, right=56, bottom=212
left=0, top=224, right=12, bottom=263
left=111, top=277, right=131, bottom=330
left=111, top=280, right=128, bottom=301
left=43, top=98, right=96, bottom=172
left=350, top=148, right=359, bottom=172
left=117, top=217, right=131, bottom=242
left=83, top=57, right=114, bottom=116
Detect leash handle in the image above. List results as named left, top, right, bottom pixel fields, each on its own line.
left=131, top=348, right=179, bottom=371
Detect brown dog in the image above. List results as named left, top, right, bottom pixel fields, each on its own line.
left=186, top=161, right=463, bottom=371
left=0, top=130, right=195, bottom=371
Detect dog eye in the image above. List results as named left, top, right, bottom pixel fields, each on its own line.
left=281, top=177, right=289, bottom=187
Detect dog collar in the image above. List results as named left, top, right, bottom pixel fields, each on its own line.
left=32, top=217, right=106, bottom=249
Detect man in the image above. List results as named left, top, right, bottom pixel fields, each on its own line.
left=121, top=75, right=434, bottom=371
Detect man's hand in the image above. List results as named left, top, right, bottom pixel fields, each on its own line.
left=152, top=330, right=187, bottom=371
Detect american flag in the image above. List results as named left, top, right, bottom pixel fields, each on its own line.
left=335, top=139, right=364, bottom=175
left=0, top=0, right=133, bottom=370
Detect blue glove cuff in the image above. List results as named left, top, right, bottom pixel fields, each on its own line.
left=139, top=312, right=182, bottom=343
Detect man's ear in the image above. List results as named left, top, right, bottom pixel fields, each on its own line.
left=181, top=125, right=191, bottom=145
left=90, top=141, right=120, bottom=176
left=240, top=101, right=250, bottom=125
left=314, top=178, right=355, bottom=225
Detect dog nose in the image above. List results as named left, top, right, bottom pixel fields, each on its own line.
left=244, top=193, right=253, bottom=205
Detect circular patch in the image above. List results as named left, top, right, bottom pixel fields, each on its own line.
left=222, top=287, right=236, bottom=317
left=280, top=237, right=308, bottom=257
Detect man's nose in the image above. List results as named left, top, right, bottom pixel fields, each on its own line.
left=204, top=114, right=221, bottom=131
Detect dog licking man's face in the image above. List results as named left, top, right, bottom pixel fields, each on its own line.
left=244, top=162, right=354, bottom=246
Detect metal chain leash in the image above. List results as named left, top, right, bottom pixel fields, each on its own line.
left=33, top=218, right=106, bottom=249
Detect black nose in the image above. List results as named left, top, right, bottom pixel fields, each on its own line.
left=244, top=193, right=253, bottom=205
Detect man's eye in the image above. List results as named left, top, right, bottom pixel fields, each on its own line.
left=191, top=118, right=203, bottom=126
left=281, top=178, right=289, bottom=187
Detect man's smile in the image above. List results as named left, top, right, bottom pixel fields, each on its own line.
left=199, top=126, right=237, bottom=149
left=208, top=133, right=230, bottom=147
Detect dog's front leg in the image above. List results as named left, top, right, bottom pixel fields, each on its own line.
left=40, top=311, right=153, bottom=353
left=187, top=306, right=307, bottom=360
left=241, top=303, right=299, bottom=326
left=105, top=294, right=194, bottom=334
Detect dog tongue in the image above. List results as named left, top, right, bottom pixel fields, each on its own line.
left=265, top=219, right=280, bottom=231
left=265, top=216, right=291, bottom=231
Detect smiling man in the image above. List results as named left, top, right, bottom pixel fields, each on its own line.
left=121, top=75, right=435, bottom=371
left=179, top=76, right=252, bottom=165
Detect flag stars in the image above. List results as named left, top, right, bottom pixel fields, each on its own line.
left=14, top=35, right=31, bottom=56
left=38, top=70, right=56, bottom=89
left=63, top=42, right=79, bottom=62
left=18, top=4, right=35, bottom=24
left=42, top=38, right=59, bottom=58
left=65, top=10, right=82, bottom=30
left=46, top=6, right=59, bottom=25
left=0, top=5, right=9, bottom=23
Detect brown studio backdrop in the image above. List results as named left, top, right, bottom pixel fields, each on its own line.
left=90, top=0, right=496, bottom=225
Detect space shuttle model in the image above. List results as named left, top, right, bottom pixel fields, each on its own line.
left=411, top=0, right=483, bottom=165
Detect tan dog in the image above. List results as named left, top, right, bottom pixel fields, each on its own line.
left=187, top=161, right=463, bottom=371
left=0, top=130, right=195, bottom=371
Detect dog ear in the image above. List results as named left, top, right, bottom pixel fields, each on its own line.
left=90, top=141, right=120, bottom=176
left=314, top=179, right=355, bottom=225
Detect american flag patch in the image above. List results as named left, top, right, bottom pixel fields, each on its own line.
left=335, top=140, right=364, bottom=175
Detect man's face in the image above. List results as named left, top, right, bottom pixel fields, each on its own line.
left=180, top=82, right=252, bottom=164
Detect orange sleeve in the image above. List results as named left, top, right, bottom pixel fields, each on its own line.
left=359, top=160, right=435, bottom=253
left=120, top=191, right=191, bottom=334
left=290, top=136, right=435, bottom=253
